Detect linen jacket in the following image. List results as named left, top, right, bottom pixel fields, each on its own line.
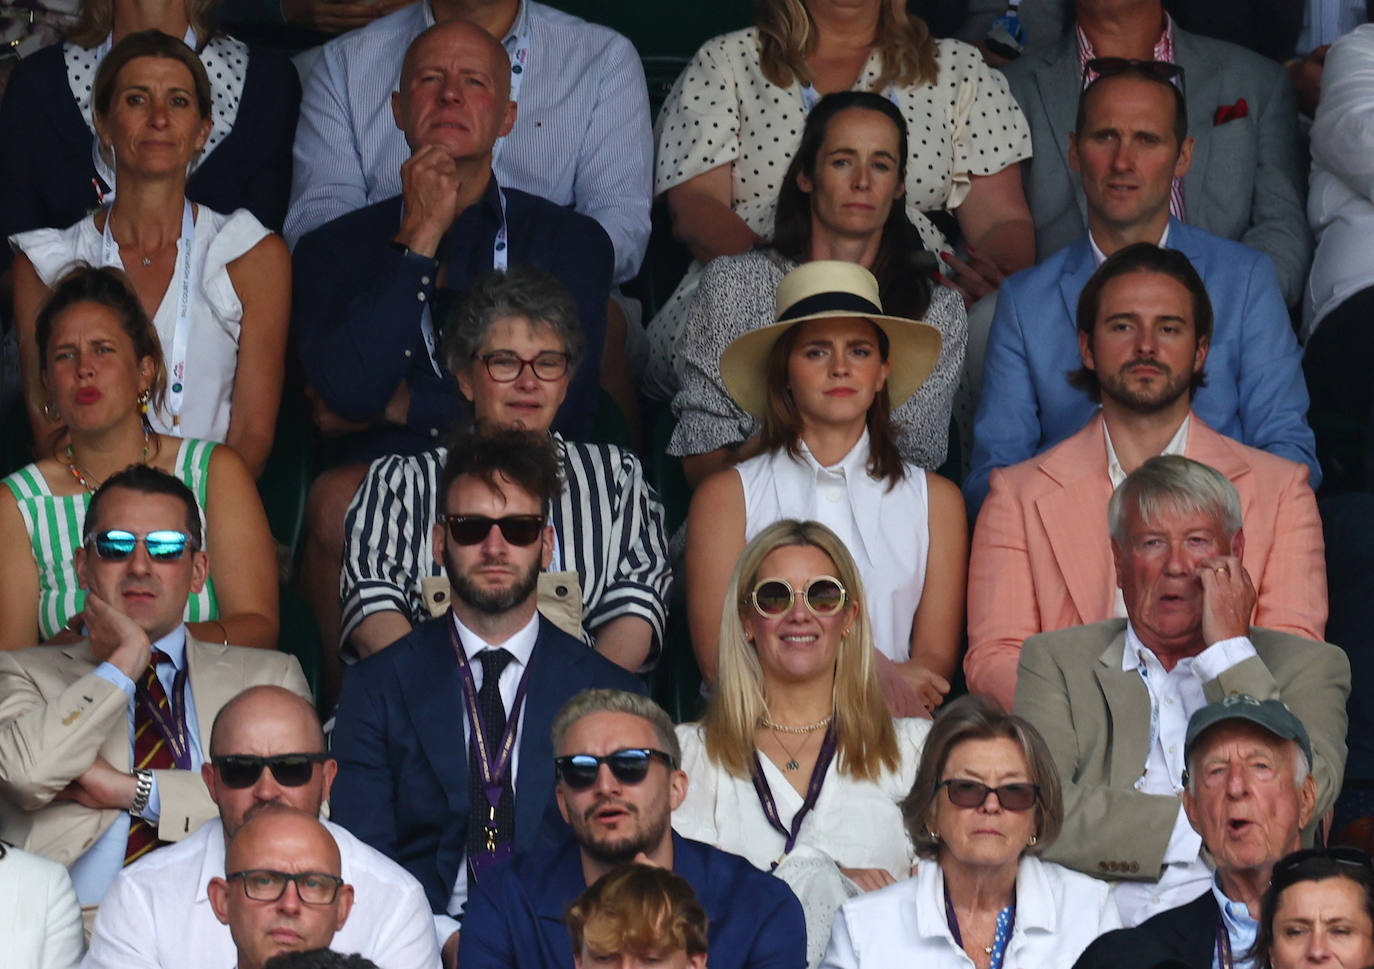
left=0, top=635, right=310, bottom=865
left=966, top=412, right=1327, bottom=710
left=1013, top=621, right=1349, bottom=883
left=1002, top=24, right=1311, bottom=305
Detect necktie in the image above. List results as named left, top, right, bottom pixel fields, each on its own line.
left=125, top=650, right=176, bottom=864
left=465, top=648, right=517, bottom=879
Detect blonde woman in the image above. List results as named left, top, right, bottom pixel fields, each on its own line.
left=674, top=519, right=931, bottom=968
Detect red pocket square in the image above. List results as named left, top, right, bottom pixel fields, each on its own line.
left=1214, top=99, right=1249, bottom=125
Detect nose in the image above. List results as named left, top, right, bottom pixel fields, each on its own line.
left=512, top=360, right=540, bottom=391
left=1223, top=759, right=1251, bottom=797
left=1110, top=139, right=1133, bottom=172
left=979, top=788, right=1005, bottom=813
left=852, top=160, right=871, bottom=190
left=592, top=761, right=623, bottom=796
left=250, top=763, right=287, bottom=804
left=74, top=348, right=95, bottom=378
left=149, top=95, right=170, bottom=128
left=1161, top=538, right=1192, bottom=577
left=275, top=878, right=303, bottom=915
left=126, top=539, right=155, bottom=576
left=440, top=73, right=464, bottom=103
left=479, top=522, right=507, bottom=555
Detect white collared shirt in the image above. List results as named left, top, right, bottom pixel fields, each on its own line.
left=1089, top=223, right=1172, bottom=267
left=1111, top=622, right=1259, bottom=926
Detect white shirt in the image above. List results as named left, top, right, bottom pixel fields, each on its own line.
left=0, top=846, right=84, bottom=969
left=1111, top=623, right=1260, bottom=926
left=1298, top=0, right=1367, bottom=52
left=82, top=818, right=441, bottom=969
left=437, top=610, right=539, bottom=944
left=1089, top=224, right=1172, bottom=266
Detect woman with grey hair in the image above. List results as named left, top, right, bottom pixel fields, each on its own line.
left=822, top=695, right=1119, bottom=969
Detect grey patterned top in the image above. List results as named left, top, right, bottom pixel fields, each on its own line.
left=667, top=249, right=968, bottom=469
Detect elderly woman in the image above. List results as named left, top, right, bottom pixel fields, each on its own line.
left=0, top=265, right=278, bottom=650
left=1254, top=848, right=1374, bottom=969
left=9, top=30, right=290, bottom=478
left=674, top=518, right=932, bottom=967
left=684, top=260, right=966, bottom=712
left=822, top=695, right=1120, bottom=969
left=643, top=0, right=1032, bottom=400
left=669, top=90, right=967, bottom=482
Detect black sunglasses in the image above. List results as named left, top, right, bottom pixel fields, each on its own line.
left=213, top=753, right=330, bottom=789
left=554, top=748, right=677, bottom=790
left=88, top=529, right=195, bottom=561
left=938, top=778, right=1040, bottom=812
left=1082, top=57, right=1186, bottom=96
left=442, top=514, right=545, bottom=546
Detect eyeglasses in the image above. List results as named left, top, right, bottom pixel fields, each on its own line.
left=212, top=753, right=330, bottom=789
left=554, top=748, right=678, bottom=790
left=937, top=779, right=1041, bottom=812
left=473, top=350, right=571, bottom=383
left=1081, top=57, right=1186, bottom=95
left=441, top=514, right=546, bottom=546
left=226, top=869, right=345, bottom=905
left=87, top=529, right=195, bottom=561
left=749, top=576, right=847, bottom=618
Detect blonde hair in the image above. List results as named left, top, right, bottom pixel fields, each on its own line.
left=755, top=0, right=937, bottom=93
left=701, top=519, right=899, bottom=781
left=566, top=864, right=709, bottom=960
left=68, top=0, right=220, bottom=48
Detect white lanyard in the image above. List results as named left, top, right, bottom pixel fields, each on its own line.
left=101, top=198, right=196, bottom=425
left=489, top=14, right=531, bottom=168
left=419, top=186, right=509, bottom=373
left=799, top=80, right=899, bottom=114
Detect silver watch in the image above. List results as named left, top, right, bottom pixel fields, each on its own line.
left=130, top=767, right=153, bottom=816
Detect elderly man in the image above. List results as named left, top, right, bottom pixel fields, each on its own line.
left=0, top=467, right=309, bottom=919
left=1073, top=696, right=1319, bottom=968
left=566, top=864, right=710, bottom=969
left=208, top=808, right=355, bottom=969
left=342, top=266, right=670, bottom=672
left=1013, top=456, right=1349, bottom=927
left=458, top=689, right=805, bottom=969
left=84, top=686, right=438, bottom=969
left=965, top=58, right=1315, bottom=514
left=966, top=244, right=1326, bottom=710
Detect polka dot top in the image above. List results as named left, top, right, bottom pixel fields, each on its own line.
left=653, top=29, right=1033, bottom=254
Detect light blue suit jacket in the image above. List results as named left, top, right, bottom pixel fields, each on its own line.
left=964, top=218, right=1318, bottom=513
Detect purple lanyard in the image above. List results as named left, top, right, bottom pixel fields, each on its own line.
left=1215, top=910, right=1234, bottom=969
left=135, top=665, right=193, bottom=770
left=448, top=618, right=533, bottom=817
left=750, top=722, right=838, bottom=869
left=944, top=883, right=1017, bottom=969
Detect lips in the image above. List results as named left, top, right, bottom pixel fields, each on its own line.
left=588, top=799, right=635, bottom=825
left=75, top=387, right=101, bottom=405
left=824, top=388, right=857, bottom=397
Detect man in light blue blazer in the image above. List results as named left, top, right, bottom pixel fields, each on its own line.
left=1001, top=0, right=1311, bottom=307
left=964, top=65, right=1316, bottom=514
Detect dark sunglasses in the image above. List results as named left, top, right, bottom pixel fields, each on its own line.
left=213, top=753, right=330, bottom=789
left=1082, top=57, right=1186, bottom=94
left=749, top=576, right=847, bottom=618
left=554, top=748, right=677, bottom=790
left=442, top=514, right=545, bottom=546
left=87, top=529, right=194, bottom=561
left=938, top=778, right=1040, bottom=812
left=227, top=869, right=345, bottom=905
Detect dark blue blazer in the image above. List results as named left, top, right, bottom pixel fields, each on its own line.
left=1072, top=889, right=1216, bottom=969
left=330, top=614, right=644, bottom=913
left=458, top=832, right=807, bottom=969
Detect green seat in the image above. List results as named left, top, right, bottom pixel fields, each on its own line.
left=277, top=582, right=324, bottom=708
left=256, top=393, right=316, bottom=565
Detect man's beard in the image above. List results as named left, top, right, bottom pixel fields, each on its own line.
left=1100, top=358, right=1192, bottom=413
left=446, top=548, right=541, bottom=615
left=576, top=798, right=672, bottom=867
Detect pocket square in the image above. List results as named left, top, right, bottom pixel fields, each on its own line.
left=1214, top=99, right=1249, bottom=125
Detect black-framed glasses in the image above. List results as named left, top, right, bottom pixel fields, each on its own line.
left=473, top=350, right=571, bottom=383
left=441, top=514, right=546, bottom=546
left=1081, top=57, right=1186, bottom=96
left=212, top=753, right=330, bottom=789
left=87, top=529, right=195, bottom=561
left=938, top=779, right=1041, bottom=812
left=749, top=576, right=847, bottom=618
left=227, top=869, right=345, bottom=905
left=554, top=748, right=677, bottom=790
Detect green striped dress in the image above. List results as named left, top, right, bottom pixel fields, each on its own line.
left=2, top=438, right=220, bottom=639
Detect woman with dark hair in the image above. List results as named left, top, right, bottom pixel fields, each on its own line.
left=9, top=30, right=290, bottom=478
left=0, top=838, right=84, bottom=967
left=666, top=91, right=967, bottom=483
left=683, top=260, right=966, bottom=713
left=0, top=265, right=278, bottom=651
left=1254, top=848, right=1374, bottom=969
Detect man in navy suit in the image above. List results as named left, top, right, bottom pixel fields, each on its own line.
left=458, top=689, right=806, bottom=969
left=965, top=63, right=1316, bottom=514
left=330, top=428, right=644, bottom=968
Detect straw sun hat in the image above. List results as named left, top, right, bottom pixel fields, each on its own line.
left=719, top=260, right=943, bottom=420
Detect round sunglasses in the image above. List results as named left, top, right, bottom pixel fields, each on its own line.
left=86, top=529, right=195, bottom=561
left=442, top=514, right=545, bottom=546
left=554, top=748, right=677, bottom=790
left=749, top=576, right=848, bottom=618
left=937, top=778, right=1040, bottom=812
left=212, top=753, right=330, bottom=789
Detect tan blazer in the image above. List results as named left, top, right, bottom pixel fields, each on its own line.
left=0, top=634, right=310, bottom=866
left=1014, top=620, right=1350, bottom=882
left=966, top=413, right=1327, bottom=711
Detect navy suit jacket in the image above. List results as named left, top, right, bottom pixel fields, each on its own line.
left=457, top=832, right=807, bottom=969
left=1073, top=889, right=1216, bottom=969
left=330, top=614, right=644, bottom=913
left=964, top=217, right=1317, bottom=514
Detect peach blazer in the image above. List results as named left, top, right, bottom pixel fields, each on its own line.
left=965, top=413, right=1327, bottom=711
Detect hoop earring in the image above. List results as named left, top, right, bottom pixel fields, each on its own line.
left=41, top=400, right=59, bottom=423
left=1028, top=834, right=1038, bottom=847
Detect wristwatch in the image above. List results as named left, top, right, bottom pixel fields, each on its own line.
left=130, top=767, right=153, bottom=816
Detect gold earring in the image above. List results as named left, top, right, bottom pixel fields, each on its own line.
left=1028, top=834, right=1038, bottom=846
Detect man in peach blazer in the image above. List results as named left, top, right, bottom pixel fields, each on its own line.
left=966, top=244, right=1325, bottom=711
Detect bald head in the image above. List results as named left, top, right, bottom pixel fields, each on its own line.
left=400, top=20, right=510, bottom=99
left=227, top=807, right=341, bottom=875
left=211, top=686, right=325, bottom=758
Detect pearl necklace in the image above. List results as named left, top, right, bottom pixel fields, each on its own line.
left=65, top=425, right=151, bottom=493
left=761, top=713, right=834, bottom=735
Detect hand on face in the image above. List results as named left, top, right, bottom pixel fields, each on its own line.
left=395, top=144, right=466, bottom=258
left=84, top=590, right=152, bottom=681
left=1198, top=555, right=1257, bottom=646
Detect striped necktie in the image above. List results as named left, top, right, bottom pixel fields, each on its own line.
left=124, top=650, right=176, bottom=865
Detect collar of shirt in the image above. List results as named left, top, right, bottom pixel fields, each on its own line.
left=1077, top=11, right=1176, bottom=80
left=154, top=624, right=190, bottom=671
left=1089, top=222, right=1171, bottom=268
left=1121, top=619, right=1198, bottom=678
left=1104, top=413, right=1191, bottom=489
left=772, top=430, right=883, bottom=563
left=1212, top=877, right=1260, bottom=969
left=451, top=608, right=539, bottom=680
left=422, top=0, right=529, bottom=50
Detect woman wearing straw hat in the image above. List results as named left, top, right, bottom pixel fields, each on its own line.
left=684, top=259, right=967, bottom=715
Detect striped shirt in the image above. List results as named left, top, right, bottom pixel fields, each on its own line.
left=284, top=0, right=652, bottom=283
left=341, top=434, right=671, bottom=664
left=2, top=438, right=219, bottom=640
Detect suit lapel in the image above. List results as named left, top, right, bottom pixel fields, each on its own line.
left=1174, top=32, right=1217, bottom=223
left=1033, top=36, right=1089, bottom=226
left=185, top=635, right=234, bottom=751
left=399, top=622, right=468, bottom=815
left=1058, top=236, right=1098, bottom=325
left=1092, top=631, right=1155, bottom=789
left=515, top=621, right=560, bottom=849
left=1034, top=420, right=1115, bottom=622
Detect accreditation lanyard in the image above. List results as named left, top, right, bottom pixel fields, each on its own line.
left=749, top=722, right=838, bottom=870
left=448, top=616, right=532, bottom=877
left=100, top=198, right=195, bottom=426
left=1215, top=911, right=1235, bottom=969
left=420, top=186, right=509, bottom=374
left=135, top=663, right=194, bottom=770
left=944, top=883, right=1016, bottom=969
left=489, top=13, right=531, bottom=168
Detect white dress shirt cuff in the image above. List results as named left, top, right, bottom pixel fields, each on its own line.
left=92, top=662, right=135, bottom=696
left=1162, top=802, right=1204, bottom=863
left=434, top=913, right=461, bottom=951
left=1191, top=636, right=1259, bottom=681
